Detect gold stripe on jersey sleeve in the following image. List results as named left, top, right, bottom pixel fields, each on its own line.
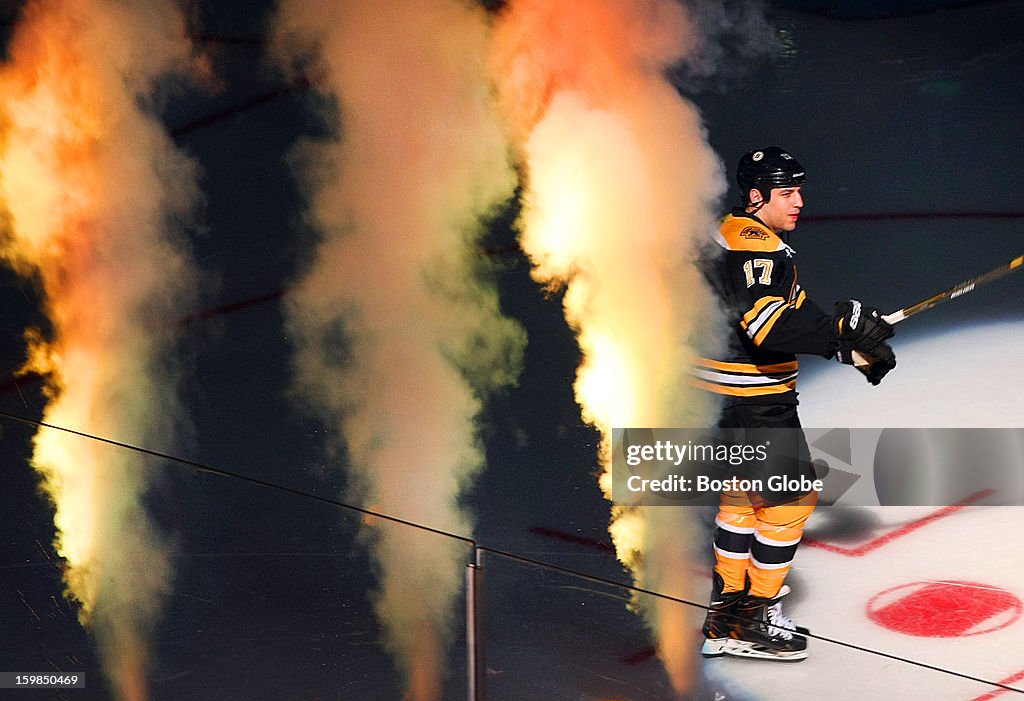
left=690, top=378, right=798, bottom=397
left=752, top=302, right=790, bottom=346
left=794, top=289, right=807, bottom=308
left=696, top=358, right=799, bottom=375
left=741, top=295, right=786, bottom=331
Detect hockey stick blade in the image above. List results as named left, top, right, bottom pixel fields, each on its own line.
left=853, top=254, right=1024, bottom=367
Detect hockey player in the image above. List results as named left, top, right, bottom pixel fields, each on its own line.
left=693, top=147, right=896, bottom=661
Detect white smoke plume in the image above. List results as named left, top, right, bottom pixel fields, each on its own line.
left=490, top=0, right=728, bottom=693
left=670, top=0, right=776, bottom=91
left=272, top=1, right=523, bottom=699
left=0, top=1, right=204, bottom=699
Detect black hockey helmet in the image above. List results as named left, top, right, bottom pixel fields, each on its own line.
left=737, top=146, right=805, bottom=205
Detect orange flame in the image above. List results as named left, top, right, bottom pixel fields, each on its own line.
left=0, top=2, right=202, bottom=699
left=491, top=0, right=726, bottom=694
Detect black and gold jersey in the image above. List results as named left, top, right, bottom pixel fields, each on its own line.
left=694, top=212, right=837, bottom=404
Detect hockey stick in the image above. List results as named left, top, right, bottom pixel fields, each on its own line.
left=853, top=253, right=1024, bottom=366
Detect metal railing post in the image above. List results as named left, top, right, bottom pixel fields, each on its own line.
left=466, top=546, right=485, bottom=701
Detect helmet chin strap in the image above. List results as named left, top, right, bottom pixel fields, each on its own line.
left=746, top=198, right=790, bottom=241
left=745, top=187, right=770, bottom=213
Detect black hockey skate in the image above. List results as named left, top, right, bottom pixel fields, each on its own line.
left=700, top=572, right=748, bottom=658
left=714, top=587, right=808, bottom=662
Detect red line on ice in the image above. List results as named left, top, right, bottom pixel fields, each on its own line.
left=802, top=489, right=994, bottom=557
left=967, top=669, right=1024, bottom=701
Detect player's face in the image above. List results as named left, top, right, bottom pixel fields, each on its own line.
left=753, top=186, right=804, bottom=232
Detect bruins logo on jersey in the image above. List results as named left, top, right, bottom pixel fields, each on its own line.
left=740, top=226, right=769, bottom=240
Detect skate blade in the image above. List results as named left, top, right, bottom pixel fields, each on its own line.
left=701, top=637, right=731, bottom=657
left=709, top=639, right=807, bottom=662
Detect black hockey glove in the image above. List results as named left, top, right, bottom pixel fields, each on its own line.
left=833, top=300, right=895, bottom=362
